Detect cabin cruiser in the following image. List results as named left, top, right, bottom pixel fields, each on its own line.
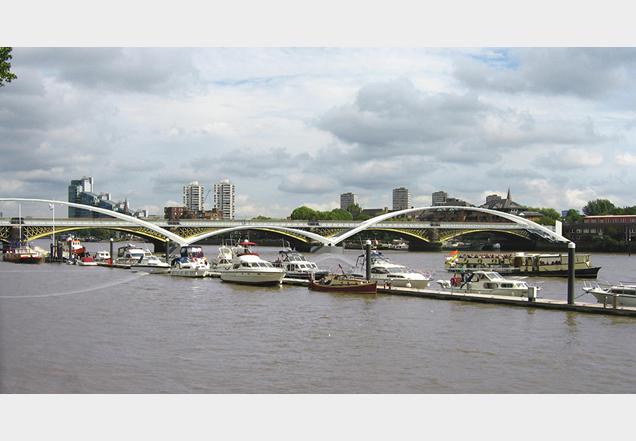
left=219, top=240, right=285, bottom=286
left=436, top=270, right=536, bottom=297
left=583, top=282, right=636, bottom=307
left=212, top=245, right=234, bottom=271
left=131, top=254, right=171, bottom=274
left=170, top=245, right=210, bottom=277
left=353, top=251, right=431, bottom=289
left=113, top=244, right=151, bottom=269
left=273, top=249, right=329, bottom=280
left=94, top=250, right=111, bottom=262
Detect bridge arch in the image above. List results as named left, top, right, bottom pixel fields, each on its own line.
left=0, top=198, right=187, bottom=245
left=183, top=225, right=332, bottom=246
left=328, top=206, right=569, bottom=246
left=24, top=225, right=172, bottom=243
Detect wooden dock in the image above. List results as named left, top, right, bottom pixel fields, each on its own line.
left=375, top=285, right=636, bottom=317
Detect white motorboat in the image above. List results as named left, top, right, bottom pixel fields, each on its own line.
left=212, top=245, right=234, bottom=271
left=131, top=254, right=171, bottom=274
left=113, top=244, right=151, bottom=268
left=583, top=282, right=636, bottom=307
left=354, top=250, right=431, bottom=289
left=436, top=270, right=536, bottom=297
left=170, top=245, right=210, bottom=277
left=219, top=240, right=285, bottom=286
left=94, top=250, right=111, bottom=262
left=273, top=248, right=329, bottom=280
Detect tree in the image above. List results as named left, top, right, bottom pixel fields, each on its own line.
left=563, top=209, right=584, bottom=224
left=252, top=215, right=272, bottom=220
left=328, top=208, right=353, bottom=221
left=582, top=199, right=616, bottom=216
left=290, top=206, right=318, bottom=220
left=0, top=47, right=17, bottom=87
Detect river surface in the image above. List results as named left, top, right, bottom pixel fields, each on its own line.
left=1, top=240, right=635, bottom=393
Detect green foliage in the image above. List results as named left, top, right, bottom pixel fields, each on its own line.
left=0, top=47, right=17, bottom=87
left=290, top=206, right=353, bottom=221
left=252, top=215, right=272, bottom=220
left=563, top=209, right=584, bottom=224
left=582, top=199, right=616, bottom=216
left=290, top=206, right=318, bottom=220
left=328, top=208, right=353, bottom=221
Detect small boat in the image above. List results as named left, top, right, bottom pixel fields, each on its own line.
left=113, top=244, right=150, bottom=269
left=436, top=270, right=537, bottom=297
left=211, top=245, right=234, bottom=271
left=308, top=274, right=377, bottom=294
left=219, top=240, right=285, bottom=286
left=353, top=250, right=431, bottom=289
left=583, top=282, right=636, bottom=307
left=94, top=250, right=111, bottom=262
left=66, top=237, right=87, bottom=257
left=2, top=244, right=46, bottom=264
left=170, top=245, right=211, bottom=277
left=77, top=255, right=98, bottom=266
left=272, top=248, right=329, bottom=280
left=131, top=254, right=171, bottom=274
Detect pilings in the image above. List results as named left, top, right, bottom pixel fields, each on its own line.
left=365, top=240, right=372, bottom=281
left=568, top=242, right=576, bottom=305
left=109, top=238, right=114, bottom=266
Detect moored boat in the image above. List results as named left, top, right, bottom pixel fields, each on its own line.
left=583, top=282, right=636, bottom=307
left=272, top=248, right=329, bottom=280
left=436, top=270, right=538, bottom=298
left=219, top=240, right=285, bottom=286
left=308, top=274, right=377, bottom=294
left=170, top=245, right=210, bottom=277
left=2, top=244, right=46, bottom=264
left=113, top=244, right=150, bottom=269
left=131, top=254, right=171, bottom=274
left=77, top=255, right=98, bottom=266
left=445, top=251, right=601, bottom=278
left=354, top=250, right=431, bottom=289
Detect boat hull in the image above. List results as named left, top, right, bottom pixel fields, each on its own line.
left=131, top=265, right=171, bottom=274
left=220, top=270, right=284, bottom=286
left=309, top=280, right=377, bottom=294
left=170, top=268, right=208, bottom=278
left=448, top=266, right=601, bottom=278
left=589, top=290, right=636, bottom=307
left=3, top=254, right=45, bottom=264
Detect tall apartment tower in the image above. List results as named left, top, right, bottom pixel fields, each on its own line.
left=340, top=192, right=356, bottom=210
left=67, top=176, right=94, bottom=217
left=214, top=178, right=236, bottom=220
left=183, top=181, right=204, bottom=212
left=392, top=187, right=411, bottom=211
left=432, top=191, right=447, bottom=206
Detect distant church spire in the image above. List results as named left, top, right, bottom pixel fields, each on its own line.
left=506, top=187, right=511, bottom=201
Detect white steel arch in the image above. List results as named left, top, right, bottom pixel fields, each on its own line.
left=0, top=198, right=188, bottom=245
left=327, top=205, right=570, bottom=246
left=183, top=225, right=332, bottom=246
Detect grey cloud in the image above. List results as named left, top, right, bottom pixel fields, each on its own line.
left=454, top=48, right=636, bottom=98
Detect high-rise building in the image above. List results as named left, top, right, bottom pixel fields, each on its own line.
left=432, top=191, right=447, bottom=206
left=183, top=181, right=204, bottom=212
left=340, top=192, right=356, bottom=210
left=392, top=187, right=411, bottom=211
left=214, top=178, right=236, bottom=220
left=67, top=176, right=94, bottom=217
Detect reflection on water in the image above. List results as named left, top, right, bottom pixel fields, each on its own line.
left=1, top=241, right=635, bottom=393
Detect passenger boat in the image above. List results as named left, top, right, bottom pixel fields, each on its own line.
left=2, top=244, right=46, bottom=264
left=353, top=250, right=431, bottom=289
left=445, top=251, right=601, bottom=278
left=272, top=248, right=329, bottom=280
left=218, top=240, right=285, bottom=286
left=308, top=274, right=377, bottom=294
left=582, top=282, right=636, bottom=307
left=170, top=245, right=210, bottom=277
left=436, top=270, right=537, bottom=297
left=131, top=254, right=171, bottom=274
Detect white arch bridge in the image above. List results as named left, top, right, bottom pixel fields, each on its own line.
left=0, top=198, right=570, bottom=250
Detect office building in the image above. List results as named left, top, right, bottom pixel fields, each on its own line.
left=183, top=181, right=204, bottom=212
left=340, top=192, right=356, bottom=210
left=432, top=191, right=447, bottom=206
left=392, top=187, right=411, bottom=211
left=214, top=178, right=236, bottom=220
left=67, top=176, right=94, bottom=217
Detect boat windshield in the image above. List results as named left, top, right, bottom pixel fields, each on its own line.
left=484, top=272, right=504, bottom=280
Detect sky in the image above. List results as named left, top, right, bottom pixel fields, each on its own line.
left=2, top=47, right=636, bottom=218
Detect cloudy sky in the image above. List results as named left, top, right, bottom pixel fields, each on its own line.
left=2, top=47, right=636, bottom=218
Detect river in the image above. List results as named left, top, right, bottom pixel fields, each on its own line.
left=1, top=240, right=635, bottom=393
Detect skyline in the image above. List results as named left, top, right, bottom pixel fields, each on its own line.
left=2, top=48, right=636, bottom=218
